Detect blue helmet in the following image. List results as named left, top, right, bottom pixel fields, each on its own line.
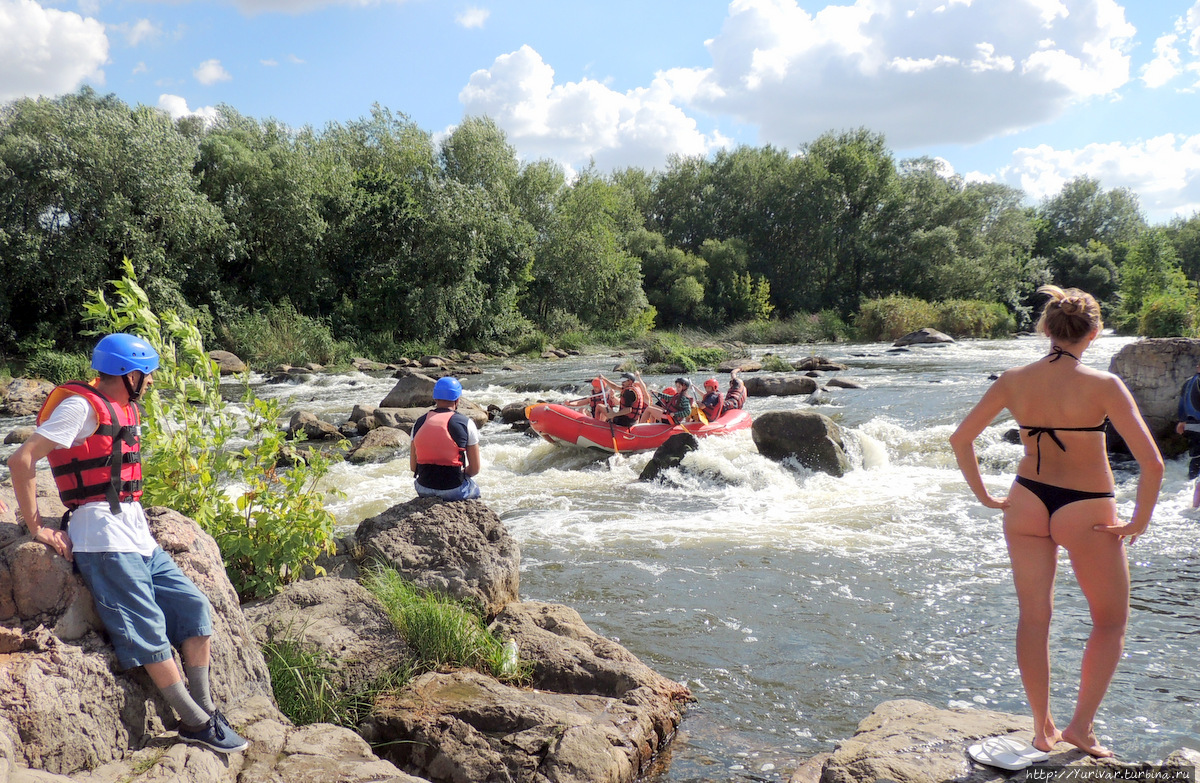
left=432, top=376, right=463, bottom=401
left=91, top=334, right=159, bottom=376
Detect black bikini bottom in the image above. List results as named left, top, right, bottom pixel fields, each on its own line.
left=1014, top=475, right=1114, bottom=517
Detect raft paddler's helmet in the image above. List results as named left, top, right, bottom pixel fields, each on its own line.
left=704, top=378, right=719, bottom=390
left=591, top=378, right=603, bottom=390
left=675, top=377, right=691, bottom=390
left=620, top=372, right=637, bottom=385
left=432, top=376, right=463, bottom=402
left=661, top=387, right=676, bottom=396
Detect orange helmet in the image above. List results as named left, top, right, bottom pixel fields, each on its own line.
left=591, top=378, right=603, bottom=389
left=704, top=378, right=719, bottom=390
left=661, top=387, right=676, bottom=396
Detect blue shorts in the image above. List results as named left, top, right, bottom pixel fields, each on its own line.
left=74, top=548, right=213, bottom=669
left=414, top=477, right=481, bottom=501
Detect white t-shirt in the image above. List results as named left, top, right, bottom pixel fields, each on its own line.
left=35, top=394, right=158, bottom=556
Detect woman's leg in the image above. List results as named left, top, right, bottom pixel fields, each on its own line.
left=1004, top=484, right=1061, bottom=751
left=1051, top=498, right=1128, bottom=758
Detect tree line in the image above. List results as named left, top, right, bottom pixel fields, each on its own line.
left=3, top=88, right=1199, bottom=365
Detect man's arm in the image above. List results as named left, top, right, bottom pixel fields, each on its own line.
left=464, top=444, right=482, bottom=477
left=7, top=434, right=73, bottom=559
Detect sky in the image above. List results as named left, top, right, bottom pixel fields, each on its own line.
left=2, top=0, right=1200, bottom=223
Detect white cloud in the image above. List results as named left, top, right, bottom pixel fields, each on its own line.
left=157, top=93, right=219, bottom=125
left=287, top=53, right=305, bottom=64
left=997, top=134, right=1200, bottom=221
left=456, top=7, right=489, bottom=28
left=193, top=58, right=231, bottom=85
left=0, top=0, right=108, bottom=103
left=1141, top=33, right=1181, bottom=88
left=111, top=18, right=161, bottom=47
left=459, top=45, right=728, bottom=172
left=177, top=0, right=414, bottom=13
left=132, top=61, right=148, bottom=75
left=261, top=58, right=279, bottom=66
left=669, top=0, right=1135, bottom=149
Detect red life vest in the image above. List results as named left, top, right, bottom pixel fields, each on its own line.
left=702, top=391, right=725, bottom=420
left=37, top=381, right=144, bottom=513
left=412, top=409, right=465, bottom=467
left=626, top=385, right=647, bottom=418
left=588, top=392, right=615, bottom=419
left=722, top=382, right=746, bottom=414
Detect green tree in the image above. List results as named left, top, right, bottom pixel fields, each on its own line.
left=1034, top=176, right=1145, bottom=263
left=1117, top=228, right=1196, bottom=334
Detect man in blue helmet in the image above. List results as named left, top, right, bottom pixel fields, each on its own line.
left=6, top=334, right=249, bottom=754
left=409, top=376, right=482, bottom=500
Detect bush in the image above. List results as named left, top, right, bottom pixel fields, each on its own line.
left=218, top=301, right=353, bottom=368
left=720, top=311, right=849, bottom=344
left=1139, top=291, right=1198, bottom=337
left=362, top=566, right=524, bottom=681
left=856, top=296, right=939, bottom=341
left=23, top=349, right=92, bottom=385
left=759, top=354, right=793, bottom=372
left=934, top=299, right=1015, bottom=338
left=641, top=332, right=728, bottom=371
left=82, top=259, right=342, bottom=599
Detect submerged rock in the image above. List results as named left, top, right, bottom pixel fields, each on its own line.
left=894, top=327, right=954, bottom=346
left=639, top=432, right=699, bottom=482
left=752, top=411, right=851, bottom=477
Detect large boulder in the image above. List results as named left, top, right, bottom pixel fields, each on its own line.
left=1108, top=337, right=1200, bottom=455
left=793, top=356, right=848, bottom=372
left=3, top=426, right=34, bottom=445
left=286, top=410, right=345, bottom=441
left=374, top=402, right=488, bottom=434
left=894, top=327, right=953, bottom=346
left=364, top=669, right=682, bottom=783
left=243, top=577, right=408, bottom=697
left=355, top=498, right=520, bottom=618
left=1, top=378, right=55, bottom=417
left=380, top=371, right=438, bottom=409
left=744, top=374, right=819, bottom=397
left=752, top=411, right=852, bottom=477
left=207, top=350, right=247, bottom=375
left=347, top=426, right=410, bottom=464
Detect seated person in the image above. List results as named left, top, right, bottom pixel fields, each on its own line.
left=721, top=367, right=747, bottom=414
left=648, top=378, right=694, bottom=425
left=411, top=377, right=482, bottom=501
left=700, top=378, right=724, bottom=420
left=608, top=372, right=647, bottom=427
left=565, top=378, right=616, bottom=420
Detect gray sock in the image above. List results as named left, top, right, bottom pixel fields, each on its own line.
left=161, top=680, right=210, bottom=730
left=184, top=664, right=215, bottom=715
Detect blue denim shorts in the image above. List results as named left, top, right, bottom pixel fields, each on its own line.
left=74, top=548, right=213, bottom=669
left=414, top=477, right=481, bottom=501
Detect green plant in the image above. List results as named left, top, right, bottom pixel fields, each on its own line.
left=82, top=259, right=342, bottom=599
left=362, top=566, right=525, bottom=681
left=759, top=354, right=793, bottom=372
left=856, top=296, right=939, bottom=341
left=1139, top=291, right=1198, bottom=337
left=23, top=349, right=93, bottom=385
left=641, top=333, right=728, bottom=371
left=218, top=300, right=353, bottom=368
left=934, top=299, right=1015, bottom=338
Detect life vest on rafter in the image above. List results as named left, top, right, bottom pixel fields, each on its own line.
left=37, top=380, right=144, bottom=514
left=412, top=409, right=466, bottom=468
left=722, top=382, right=746, bottom=414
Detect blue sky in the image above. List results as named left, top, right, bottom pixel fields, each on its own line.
left=4, top=0, right=1200, bottom=222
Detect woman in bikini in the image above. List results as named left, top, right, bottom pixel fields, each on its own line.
left=950, top=285, right=1163, bottom=758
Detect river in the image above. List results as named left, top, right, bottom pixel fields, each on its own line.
left=3, top=334, right=1197, bottom=780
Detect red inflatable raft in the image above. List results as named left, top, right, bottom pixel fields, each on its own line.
left=526, top=403, right=753, bottom=453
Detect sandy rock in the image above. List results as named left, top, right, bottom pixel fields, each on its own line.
left=1108, top=337, right=1200, bottom=455
left=355, top=497, right=520, bottom=618
left=347, top=426, right=410, bottom=464
left=286, top=410, right=345, bottom=441
left=207, top=350, right=246, bottom=375
left=349, top=403, right=377, bottom=423
left=380, top=372, right=438, bottom=408
left=1, top=379, right=55, bottom=417
left=825, top=377, right=864, bottom=390
left=793, top=356, right=849, bottom=372
left=752, top=411, right=852, bottom=477
left=894, top=327, right=954, bottom=346
left=4, top=426, right=35, bottom=445
left=352, top=357, right=388, bottom=372
left=744, top=374, right=819, bottom=397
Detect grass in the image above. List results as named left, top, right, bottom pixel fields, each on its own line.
left=362, top=566, right=525, bottom=682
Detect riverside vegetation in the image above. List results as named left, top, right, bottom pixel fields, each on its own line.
left=4, top=89, right=1200, bottom=375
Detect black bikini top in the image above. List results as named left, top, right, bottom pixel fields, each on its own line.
left=1017, top=347, right=1107, bottom=473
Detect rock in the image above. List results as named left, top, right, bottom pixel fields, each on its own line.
left=347, top=426, right=410, bottom=464
left=752, top=411, right=852, bottom=477
left=793, top=356, right=848, bottom=372
left=352, top=357, right=387, bottom=372
left=374, top=403, right=487, bottom=434
left=418, top=355, right=448, bottom=368
left=826, top=377, right=864, bottom=390
left=744, top=374, right=819, bottom=397
left=1108, top=337, right=1200, bottom=455
left=0, top=469, right=65, bottom=530
left=4, top=426, right=35, bottom=445
left=349, top=403, right=377, bottom=423
left=243, top=577, right=408, bottom=696
left=719, top=360, right=761, bottom=372
left=639, top=433, right=699, bottom=481
left=467, top=353, right=490, bottom=364
left=501, top=364, right=526, bottom=372
left=339, top=420, right=359, bottom=439
left=894, top=327, right=954, bottom=346
left=0, top=506, right=273, bottom=776
left=286, top=410, right=345, bottom=441
left=302, top=362, right=324, bottom=373
left=380, top=372, right=438, bottom=408
left=364, top=669, right=679, bottom=783
left=354, top=497, right=520, bottom=618
left=540, top=351, right=558, bottom=359
left=207, top=350, right=247, bottom=375
left=501, top=401, right=537, bottom=424
left=1, top=378, right=55, bottom=417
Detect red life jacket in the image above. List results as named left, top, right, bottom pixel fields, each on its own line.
left=588, top=392, right=615, bottom=419
left=721, top=382, right=746, bottom=414
left=37, top=381, right=144, bottom=513
left=626, top=385, right=647, bottom=418
left=412, top=409, right=465, bottom=467
left=702, top=391, right=725, bottom=420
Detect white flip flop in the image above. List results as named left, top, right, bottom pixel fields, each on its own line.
left=968, top=740, right=1033, bottom=771
left=983, top=736, right=1050, bottom=764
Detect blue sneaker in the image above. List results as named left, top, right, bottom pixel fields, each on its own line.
left=178, top=713, right=249, bottom=754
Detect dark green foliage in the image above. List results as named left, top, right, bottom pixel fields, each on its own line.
left=23, top=349, right=92, bottom=385
left=641, top=333, right=727, bottom=372
left=856, top=296, right=940, bottom=341
left=217, top=301, right=353, bottom=368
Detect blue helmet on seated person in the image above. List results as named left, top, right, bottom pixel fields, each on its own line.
left=433, top=376, right=463, bottom=403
